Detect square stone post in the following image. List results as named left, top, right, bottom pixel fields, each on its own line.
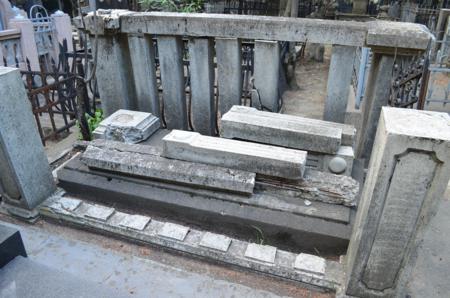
left=357, top=53, right=395, bottom=162
left=323, top=45, right=356, bottom=123
left=0, top=67, right=56, bottom=213
left=345, top=107, right=450, bottom=297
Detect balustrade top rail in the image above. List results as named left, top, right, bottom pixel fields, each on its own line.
left=76, top=10, right=433, bottom=51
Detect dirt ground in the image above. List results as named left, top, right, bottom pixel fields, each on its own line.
left=282, top=45, right=332, bottom=119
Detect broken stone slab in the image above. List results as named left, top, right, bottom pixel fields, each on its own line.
left=256, top=168, right=359, bottom=206
left=93, top=109, right=160, bottom=144
left=162, top=130, right=307, bottom=179
left=220, top=105, right=347, bottom=154
left=81, top=142, right=256, bottom=195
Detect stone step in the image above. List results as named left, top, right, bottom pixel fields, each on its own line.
left=40, top=191, right=344, bottom=291
left=81, top=142, right=256, bottom=195
left=162, top=130, right=307, bottom=179
left=220, top=106, right=356, bottom=153
left=56, top=156, right=355, bottom=253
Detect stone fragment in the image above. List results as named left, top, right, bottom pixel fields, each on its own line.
left=294, top=253, right=326, bottom=276
left=162, top=130, right=307, bottom=179
left=244, top=243, right=277, bottom=264
left=50, top=197, right=82, bottom=213
left=199, top=232, right=232, bottom=252
left=220, top=106, right=344, bottom=154
left=81, top=143, right=256, bottom=194
left=158, top=222, right=189, bottom=241
left=84, top=204, right=115, bottom=221
left=93, top=109, right=160, bottom=144
left=119, top=214, right=151, bottom=231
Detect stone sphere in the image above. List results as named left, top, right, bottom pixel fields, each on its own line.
left=328, top=157, right=347, bottom=174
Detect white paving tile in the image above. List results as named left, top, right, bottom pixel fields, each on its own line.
left=294, top=253, right=326, bottom=276
left=199, top=232, right=232, bottom=252
left=244, top=243, right=277, bottom=264
left=49, top=197, right=82, bottom=213
left=157, top=222, right=189, bottom=241
left=119, top=214, right=151, bottom=231
left=84, top=204, right=115, bottom=221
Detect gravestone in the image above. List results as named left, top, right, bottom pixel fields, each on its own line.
left=0, top=67, right=56, bottom=211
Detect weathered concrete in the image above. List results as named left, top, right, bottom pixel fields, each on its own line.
left=256, top=168, right=359, bottom=206
left=188, top=38, right=215, bottom=135
left=321, top=146, right=354, bottom=176
left=93, top=109, right=160, bottom=144
left=118, top=12, right=368, bottom=46
left=357, top=53, right=395, bottom=162
left=220, top=106, right=343, bottom=154
left=294, top=253, right=326, bottom=276
left=58, top=157, right=353, bottom=252
left=0, top=67, right=56, bottom=210
left=81, top=142, right=256, bottom=195
left=158, top=222, right=189, bottom=241
left=41, top=193, right=345, bottom=290
left=127, top=34, right=160, bottom=117
left=199, top=232, right=232, bottom=252
left=162, top=130, right=307, bottom=179
left=244, top=243, right=277, bottom=264
left=345, top=108, right=450, bottom=297
left=216, top=38, right=242, bottom=118
left=252, top=40, right=280, bottom=112
left=323, top=45, right=356, bottom=123
left=96, top=35, right=136, bottom=116
left=157, top=36, right=187, bottom=130
left=367, top=21, right=432, bottom=51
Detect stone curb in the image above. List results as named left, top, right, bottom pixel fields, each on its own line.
left=40, top=191, right=343, bottom=291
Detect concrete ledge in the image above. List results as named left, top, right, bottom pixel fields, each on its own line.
left=40, top=192, right=344, bottom=291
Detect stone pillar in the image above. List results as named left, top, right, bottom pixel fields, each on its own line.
left=0, top=67, right=56, bottom=212
left=51, top=11, right=74, bottom=53
left=8, top=18, right=40, bottom=71
left=96, top=34, right=136, bottom=116
left=252, top=40, right=280, bottom=112
left=345, top=107, right=450, bottom=297
left=323, top=45, right=356, bottom=123
left=357, top=53, right=395, bottom=162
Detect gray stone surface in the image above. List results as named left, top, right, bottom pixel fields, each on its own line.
left=345, top=108, right=450, bottom=297
left=244, top=243, right=277, bottom=264
left=220, top=105, right=344, bottom=154
left=322, top=146, right=354, bottom=176
left=252, top=40, right=280, bottom=112
left=367, top=21, right=432, bottom=50
left=294, top=253, right=326, bottom=276
left=41, top=192, right=344, bottom=290
left=162, top=130, right=307, bottom=179
left=257, top=168, right=359, bottom=206
left=357, top=53, right=395, bottom=162
left=118, top=12, right=368, bottom=46
left=81, top=142, right=256, bottom=194
left=199, top=232, right=232, bottom=252
left=83, top=204, right=115, bottom=221
left=188, top=38, right=215, bottom=135
left=158, top=222, right=189, bottom=241
left=49, top=196, right=82, bottom=214
left=0, top=67, right=56, bottom=210
left=216, top=38, right=242, bottom=118
left=96, top=36, right=136, bottom=116
left=157, top=36, right=188, bottom=130
left=119, top=214, right=151, bottom=231
left=324, top=45, right=356, bottom=123
left=127, top=34, right=160, bottom=117
left=93, top=109, right=160, bottom=144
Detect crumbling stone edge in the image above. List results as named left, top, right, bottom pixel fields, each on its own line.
left=39, top=189, right=344, bottom=291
